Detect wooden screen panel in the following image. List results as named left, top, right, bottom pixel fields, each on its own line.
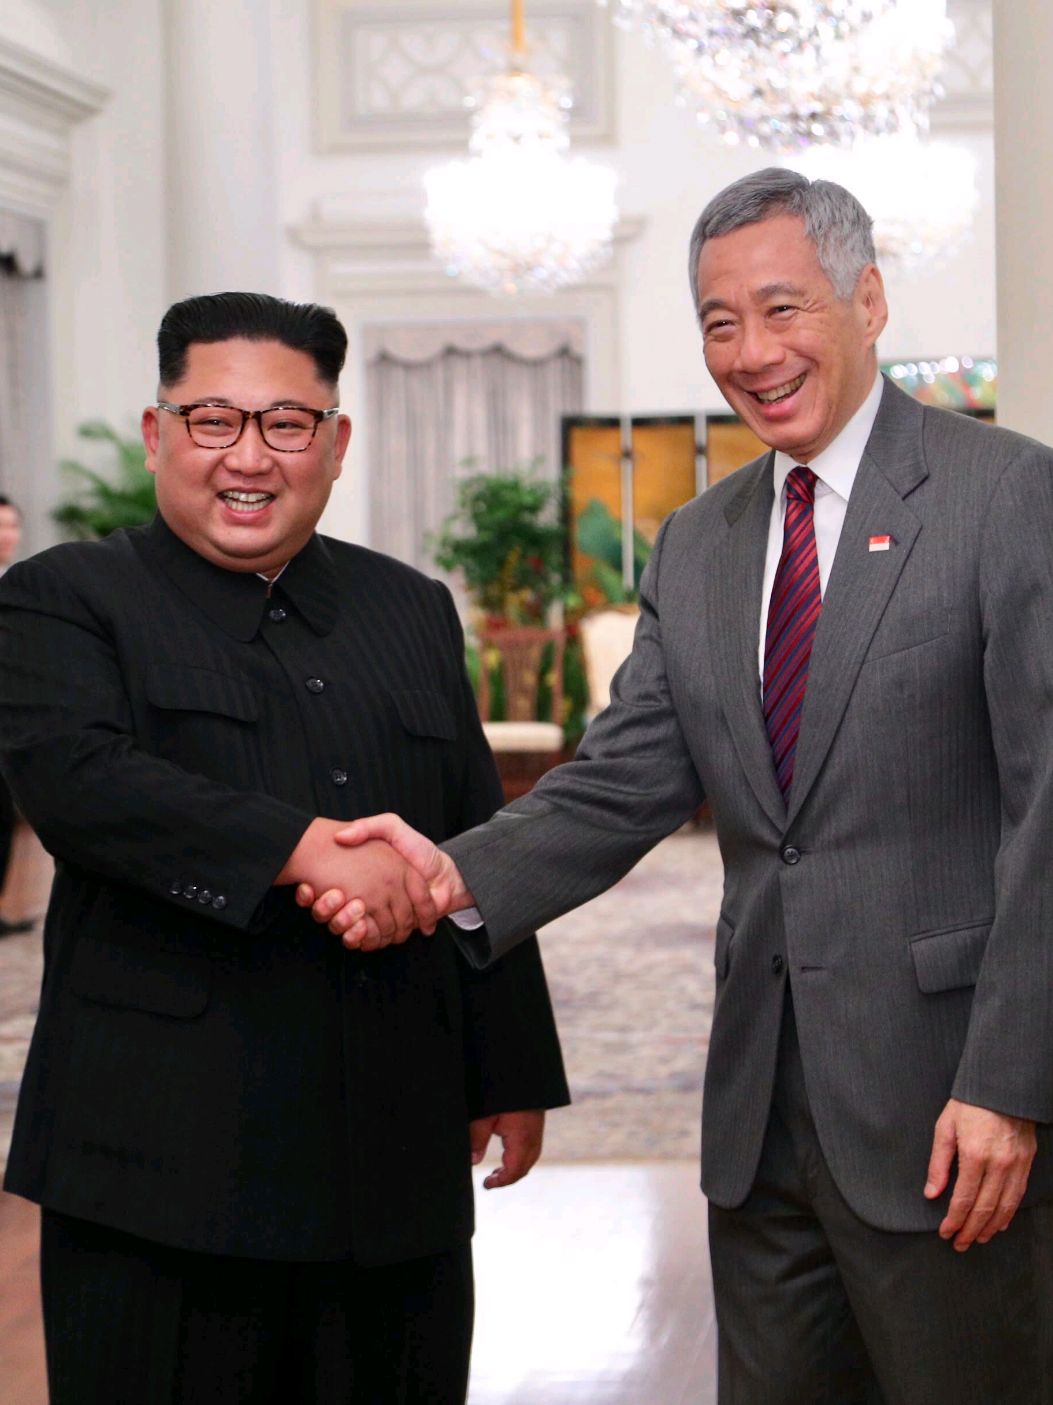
left=564, top=418, right=623, bottom=589
left=705, top=416, right=768, bottom=486
left=631, top=419, right=697, bottom=546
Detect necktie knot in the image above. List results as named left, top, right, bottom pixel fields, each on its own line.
left=786, top=466, right=817, bottom=505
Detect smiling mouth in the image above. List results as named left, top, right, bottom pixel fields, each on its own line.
left=751, top=373, right=807, bottom=405
left=219, top=490, right=274, bottom=515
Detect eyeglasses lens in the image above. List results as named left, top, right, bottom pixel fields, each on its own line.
left=186, top=408, right=315, bottom=451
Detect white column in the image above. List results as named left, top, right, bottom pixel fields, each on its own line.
left=992, top=1, right=1053, bottom=443
left=164, top=0, right=280, bottom=300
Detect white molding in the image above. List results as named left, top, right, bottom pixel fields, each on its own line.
left=931, top=0, right=992, bottom=133
left=312, top=0, right=615, bottom=152
left=0, top=35, right=108, bottom=215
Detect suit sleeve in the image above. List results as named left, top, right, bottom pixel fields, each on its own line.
left=952, top=445, right=1053, bottom=1122
left=444, top=514, right=705, bottom=967
left=0, top=554, right=313, bottom=934
left=434, top=583, right=570, bottom=1118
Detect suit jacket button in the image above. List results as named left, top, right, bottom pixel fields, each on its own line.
left=268, top=606, right=287, bottom=622
left=305, top=677, right=325, bottom=694
left=211, top=895, right=228, bottom=911
left=330, top=768, right=348, bottom=786
left=169, top=879, right=183, bottom=895
left=198, top=890, right=212, bottom=904
left=781, top=846, right=801, bottom=865
left=771, top=954, right=785, bottom=975
left=183, top=883, right=198, bottom=898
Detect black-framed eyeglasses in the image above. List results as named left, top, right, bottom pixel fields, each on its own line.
left=157, top=401, right=340, bottom=453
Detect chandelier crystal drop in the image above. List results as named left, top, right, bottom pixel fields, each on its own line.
left=600, top=1, right=952, bottom=152
left=789, top=132, right=978, bottom=274
left=424, top=7, right=618, bottom=298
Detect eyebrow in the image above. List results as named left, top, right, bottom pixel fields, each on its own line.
left=698, top=282, right=808, bottom=323
left=186, top=398, right=317, bottom=410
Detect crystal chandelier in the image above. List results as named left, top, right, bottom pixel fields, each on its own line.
left=600, top=1, right=952, bottom=152
left=424, top=0, right=618, bottom=296
left=789, top=132, right=978, bottom=274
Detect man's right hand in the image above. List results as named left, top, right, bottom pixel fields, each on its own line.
left=293, top=813, right=474, bottom=947
left=275, top=817, right=439, bottom=950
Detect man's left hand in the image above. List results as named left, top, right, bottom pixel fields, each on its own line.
left=924, top=1097, right=1037, bottom=1250
left=470, top=1110, right=546, bottom=1190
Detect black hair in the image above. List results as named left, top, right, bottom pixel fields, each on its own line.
left=157, top=292, right=348, bottom=389
left=0, top=495, right=21, bottom=518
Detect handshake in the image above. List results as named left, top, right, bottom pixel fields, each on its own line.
left=276, top=814, right=475, bottom=951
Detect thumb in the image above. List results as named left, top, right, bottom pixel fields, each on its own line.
left=925, top=1109, right=958, bottom=1199
left=334, top=814, right=398, bottom=848
left=470, top=1116, right=497, bottom=1165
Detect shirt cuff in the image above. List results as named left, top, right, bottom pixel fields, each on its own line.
left=450, top=906, right=485, bottom=930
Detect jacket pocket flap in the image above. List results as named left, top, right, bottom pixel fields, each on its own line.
left=69, top=935, right=211, bottom=1017
left=714, top=913, right=735, bottom=980
left=146, top=663, right=258, bottom=722
left=909, top=921, right=991, bottom=994
left=390, top=689, right=457, bottom=741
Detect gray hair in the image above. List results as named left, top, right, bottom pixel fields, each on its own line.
left=688, top=167, right=876, bottom=319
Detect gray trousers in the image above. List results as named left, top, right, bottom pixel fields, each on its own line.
left=709, top=992, right=1053, bottom=1404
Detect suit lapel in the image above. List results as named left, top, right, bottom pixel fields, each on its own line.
left=786, top=381, right=928, bottom=827
left=709, top=455, right=787, bottom=832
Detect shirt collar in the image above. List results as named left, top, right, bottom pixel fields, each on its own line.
left=772, top=367, right=883, bottom=505
left=141, top=513, right=340, bottom=642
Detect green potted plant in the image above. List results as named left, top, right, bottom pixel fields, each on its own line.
left=52, top=421, right=156, bottom=539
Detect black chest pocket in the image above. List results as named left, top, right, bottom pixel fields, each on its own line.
left=382, top=690, right=459, bottom=832
left=389, top=689, right=457, bottom=742
left=144, top=663, right=259, bottom=784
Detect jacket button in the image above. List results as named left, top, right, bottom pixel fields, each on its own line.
left=330, top=768, right=348, bottom=786
left=183, top=883, right=198, bottom=898
left=781, top=846, right=801, bottom=865
left=198, top=890, right=212, bottom=904
left=305, top=677, right=325, bottom=694
left=268, top=606, right=287, bottom=622
left=211, top=895, right=228, bottom=911
left=169, top=879, right=183, bottom=895
left=771, top=954, right=785, bottom=975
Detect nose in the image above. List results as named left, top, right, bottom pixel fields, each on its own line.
left=735, top=315, right=787, bottom=376
left=222, top=416, right=274, bottom=474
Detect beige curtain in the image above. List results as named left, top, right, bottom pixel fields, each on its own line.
left=365, top=320, right=585, bottom=574
left=0, top=211, right=48, bottom=551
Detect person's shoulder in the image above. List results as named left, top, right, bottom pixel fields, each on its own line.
left=663, top=450, right=770, bottom=538
left=1, top=526, right=145, bottom=593
left=317, top=535, right=452, bottom=604
left=920, top=402, right=1050, bottom=474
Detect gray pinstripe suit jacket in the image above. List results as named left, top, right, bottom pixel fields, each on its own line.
left=448, top=376, right=1053, bottom=1231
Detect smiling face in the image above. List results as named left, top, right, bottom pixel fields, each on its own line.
left=141, top=338, right=351, bottom=576
left=696, top=214, right=888, bottom=463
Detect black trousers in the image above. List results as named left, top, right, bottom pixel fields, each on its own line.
left=40, top=1210, right=474, bottom=1405
left=708, top=992, right=1053, bottom=1404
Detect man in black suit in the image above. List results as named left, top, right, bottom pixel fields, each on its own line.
left=0, top=292, right=569, bottom=1404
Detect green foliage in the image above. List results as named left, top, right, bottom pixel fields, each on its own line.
left=431, top=463, right=567, bottom=623
left=52, top=421, right=156, bottom=539
left=575, top=498, right=652, bottom=604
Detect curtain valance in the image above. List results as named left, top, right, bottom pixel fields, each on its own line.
left=363, top=319, right=585, bottom=366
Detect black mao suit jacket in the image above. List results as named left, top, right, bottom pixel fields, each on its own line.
left=0, top=514, right=568, bottom=1266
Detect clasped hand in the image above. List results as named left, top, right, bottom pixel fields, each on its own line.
left=277, top=816, right=460, bottom=952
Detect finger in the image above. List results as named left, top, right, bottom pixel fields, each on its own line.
left=295, top=883, right=317, bottom=907
left=341, top=915, right=379, bottom=949
left=333, top=814, right=398, bottom=848
left=484, top=1128, right=542, bottom=1190
left=338, top=916, right=371, bottom=949
left=975, top=1164, right=1030, bottom=1243
left=404, top=868, right=438, bottom=935
left=310, top=888, right=349, bottom=924
left=925, top=1113, right=957, bottom=1200
left=951, top=1164, right=1008, bottom=1250
left=940, top=1155, right=984, bottom=1240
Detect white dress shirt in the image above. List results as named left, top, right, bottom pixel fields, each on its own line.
left=758, top=369, right=883, bottom=684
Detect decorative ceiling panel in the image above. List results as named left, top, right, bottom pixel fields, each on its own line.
left=313, top=0, right=614, bottom=152
left=932, top=0, right=992, bottom=131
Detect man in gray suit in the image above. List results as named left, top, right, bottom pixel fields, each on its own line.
left=301, top=170, right=1053, bottom=1401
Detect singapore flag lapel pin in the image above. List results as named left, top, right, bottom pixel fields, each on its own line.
left=869, top=534, right=893, bottom=552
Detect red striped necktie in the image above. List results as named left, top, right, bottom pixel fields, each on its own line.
left=763, top=466, right=821, bottom=800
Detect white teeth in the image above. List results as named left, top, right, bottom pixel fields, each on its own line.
left=220, top=490, right=273, bottom=514
left=756, top=374, right=806, bottom=404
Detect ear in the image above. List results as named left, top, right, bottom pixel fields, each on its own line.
left=331, top=414, right=352, bottom=480
left=141, top=406, right=161, bottom=475
left=857, top=264, right=888, bottom=348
